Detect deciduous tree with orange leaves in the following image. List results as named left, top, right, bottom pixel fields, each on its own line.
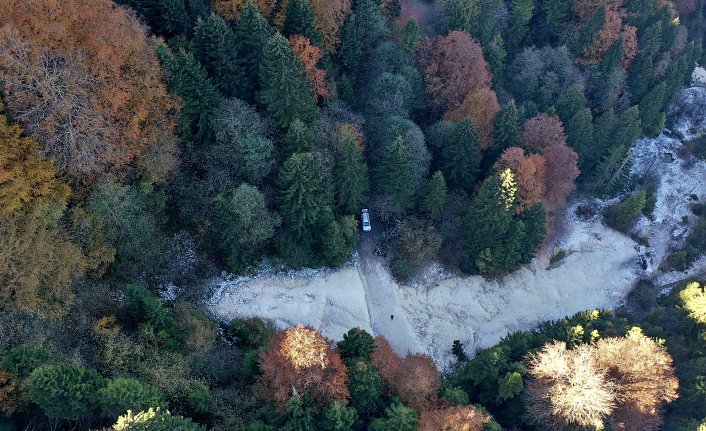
left=0, top=0, right=178, bottom=183
left=418, top=31, right=493, bottom=112
left=520, top=114, right=579, bottom=215
left=497, top=147, right=547, bottom=212
left=289, top=35, right=331, bottom=101
left=257, top=325, right=349, bottom=408
left=444, top=87, right=500, bottom=150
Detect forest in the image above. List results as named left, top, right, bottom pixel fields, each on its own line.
left=0, top=0, right=705, bottom=429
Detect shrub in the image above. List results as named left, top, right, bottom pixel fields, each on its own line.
left=99, top=378, right=164, bottom=419
left=604, top=191, right=646, bottom=232
left=29, top=363, right=106, bottom=421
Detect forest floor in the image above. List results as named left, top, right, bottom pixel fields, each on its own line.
left=207, top=70, right=706, bottom=369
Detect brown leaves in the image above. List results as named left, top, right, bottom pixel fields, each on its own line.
left=0, top=0, right=179, bottom=183
left=418, top=31, right=492, bottom=112
left=419, top=405, right=490, bottom=431
left=258, top=325, right=349, bottom=408
left=518, top=115, right=579, bottom=215
left=444, top=88, right=500, bottom=150
left=497, top=147, right=547, bottom=212
left=370, top=337, right=441, bottom=411
left=0, top=369, right=20, bottom=416
left=289, top=35, right=331, bottom=101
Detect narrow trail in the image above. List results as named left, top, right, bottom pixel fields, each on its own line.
left=357, top=235, right=423, bottom=356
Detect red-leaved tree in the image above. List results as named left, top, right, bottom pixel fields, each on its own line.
left=444, top=87, right=500, bottom=150
left=418, top=31, right=492, bottom=112
left=289, top=35, right=331, bottom=101
left=258, top=325, right=349, bottom=408
left=497, top=147, right=547, bottom=212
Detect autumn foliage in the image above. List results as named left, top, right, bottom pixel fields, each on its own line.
left=444, top=88, right=500, bottom=150
left=370, top=337, right=440, bottom=410
left=519, top=114, right=579, bottom=215
left=418, top=31, right=493, bottom=112
left=573, top=0, right=638, bottom=66
left=526, top=330, right=679, bottom=431
left=419, top=405, right=490, bottom=431
left=289, top=35, right=331, bottom=101
left=0, top=0, right=179, bottom=182
left=497, top=148, right=547, bottom=212
left=258, top=325, right=349, bottom=407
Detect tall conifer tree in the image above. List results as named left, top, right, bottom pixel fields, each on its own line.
left=442, top=118, right=481, bottom=193
left=235, top=1, right=274, bottom=101
left=193, top=13, right=244, bottom=98
left=257, top=33, right=318, bottom=127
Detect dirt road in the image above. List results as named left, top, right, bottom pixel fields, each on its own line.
left=357, top=235, right=423, bottom=356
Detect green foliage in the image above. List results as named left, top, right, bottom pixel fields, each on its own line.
left=368, top=400, right=418, bottom=431
left=497, top=371, right=523, bottom=400
left=114, top=407, right=204, bottom=431
left=335, top=132, right=369, bottom=214
left=192, top=13, right=244, bottom=98
left=2, top=346, right=51, bottom=380
left=210, top=98, right=276, bottom=187
left=99, top=378, right=164, bottom=419
left=225, top=317, right=276, bottom=349
left=592, top=106, right=642, bottom=193
left=452, top=340, right=469, bottom=362
left=281, top=397, right=316, bottom=431
left=28, top=363, right=105, bottom=421
left=441, top=385, right=469, bottom=406
left=283, top=0, right=322, bottom=44
left=604, top=191, right=646, bottom=232
left=487, top=101, right=522, bottom=170
left=187, top=386, right=212, bottom=414
left=215, top=184, right=280, bottom=272
left=424, top=171, right=448, bottom=219
left=566, top=108, right=594, bottom=171
left=442, top=118, right=481, bottom=193
left=278, top=152, right=329, bottom=238
left=318, top=209, right=355, bottom=266
left=285, top=119, right=315, bottom=155
left=538, top=0, right=570, bottom=40
left=241, top=349, right=262, bottom=380
left=486, top=35, right=507, bottom=85
left=338, top=328, right=376, bottom=361
left=374, top=136, right=416, bottom=212
left=575, top=5, right=607, bottom=56
left=390, top=216, right=443, bottom=281
left=156, top=43, right=221, bottom=146
left=125, top=285, right=178, bottom=350
left=639, top=81, right=668, bottom=136
left=258, top=33, right=318, bottom=128
left=337, top=14, right=364, bottom=77
left=235, top=1, right=274, bottom=101
left=322, top=400, right=357, bottom=431
left=347, top=359, right=385, bottom=415
left=400, top=20, right=420, bottom=53
left=506, top=0, right=534, bottom=50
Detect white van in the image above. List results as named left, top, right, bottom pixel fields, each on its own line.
left=361, top=209, right=371, bottom=232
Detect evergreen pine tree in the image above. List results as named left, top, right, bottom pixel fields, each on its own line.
left=400, top=19, right=421, bottom=53
left=463, top=170, right=517, bottom=273
left=555, top=86, right=589, bottom=124
left=337, top=14, right=363, bottom=77
left=566, top=108, right=594, bottom=173
left=507, top=0, right=534, bottom=50
left=235, top=1, right=274, bottom=101
left=193, top=13, right=244, bottom=98
left=486, top=35, right=507, bottom=86
left=375, top=136, right=415, bottom=211
left=584, top=109, right=615, bottom=175
left=483, top=100, right=522, bottom=173
left=317, top=208, right=353, bottom=266
left=335, top=132, right=369, bottom=214
left=156, top=43, right=221, bottom=146
left=519, top=202, right=547, bottom=262
left=442, top=118, right=481, bottom=193
left=284, top=119, right=315, bottom=155
left=322, top=401, right=358, bottom=431
left=283, top=0, right=322, bottom=44
left=278, top=152, right=326, bottom=237
left=423, top=171, right=448, bottom=219
left=594, top=106, right=641, bottom=192
left=539, top=0, right=570, bottom=41
left=639, top=81, right=667, bottom=136
left=258, top=33, right=318, bottom=128
left=448, top=0, right=478, bottom=33
left=369, top=401, right=418, bottom=431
